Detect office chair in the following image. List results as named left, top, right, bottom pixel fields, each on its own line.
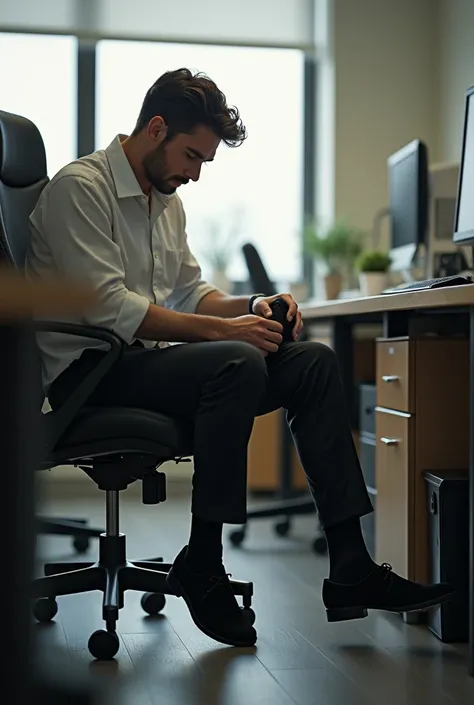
left=0, top=110, right=254, bottom=660
left=228, top=243, right=327, bottom=554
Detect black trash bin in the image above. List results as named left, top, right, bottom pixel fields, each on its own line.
left=423, top=470, right=469, bottom=643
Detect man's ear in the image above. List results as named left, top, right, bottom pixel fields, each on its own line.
left=148, top=116, right=168, bottom=144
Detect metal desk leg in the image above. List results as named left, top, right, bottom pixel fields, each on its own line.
left=469, top=308, right=474, bottom=676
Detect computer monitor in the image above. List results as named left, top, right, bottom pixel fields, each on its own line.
left=453, top=85, right=474, bottom=246
left=387, top=139, right=429, bottom=273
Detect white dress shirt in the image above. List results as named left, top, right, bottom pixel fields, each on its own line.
left=26, top=135, right=216, bottom=393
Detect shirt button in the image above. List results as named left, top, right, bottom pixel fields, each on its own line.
left=153, top=253, right=159, bottom=259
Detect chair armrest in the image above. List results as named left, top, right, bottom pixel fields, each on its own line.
left=36, top=322, right=125, bottom=453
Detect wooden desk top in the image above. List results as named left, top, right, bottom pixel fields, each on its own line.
left=300, top=283, right=474, bottom=319
left=0, top=270, right=95, bottom=321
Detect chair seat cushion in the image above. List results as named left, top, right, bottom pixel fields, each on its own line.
left=53, top=406, right=193, bottom=461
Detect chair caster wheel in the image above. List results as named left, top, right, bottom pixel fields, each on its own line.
left=229, top=528, right=246, bottom=547
left=72, top=535, right=90, bottom=553
left=312, top=535, right=327, bottom=555
left=141, top=592, right=166, bottom=616
left=33, top=597, right=58, bottom=623
left=274, top=519, right=291, bottom=537
left=88, top=629, right=120, bottom=660
left=241, top=607, right=256, bottom=626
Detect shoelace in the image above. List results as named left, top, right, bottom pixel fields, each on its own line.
left=203, top=572, right=232, bottom=600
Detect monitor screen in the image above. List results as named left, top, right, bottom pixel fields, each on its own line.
left=388, top=139, right=428, bottom=250
left=453, top=87, right=474, bottom=244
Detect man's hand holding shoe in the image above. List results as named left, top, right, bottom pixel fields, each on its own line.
left=251, top=293, right=303, bottom=341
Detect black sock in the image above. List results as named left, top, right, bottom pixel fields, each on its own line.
left=325, top=517, right=375, bottom=583
left=185, top=515, right=224, bottom=574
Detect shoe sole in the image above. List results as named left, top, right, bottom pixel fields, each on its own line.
left=325, top=590, right=455, bottom=622
left=166, top=569, right=257, bottom=648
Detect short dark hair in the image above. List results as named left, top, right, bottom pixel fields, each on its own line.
left=132, top=68, right=247, bottom=147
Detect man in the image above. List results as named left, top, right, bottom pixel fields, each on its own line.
left=26, top=68, right=453, bottom=649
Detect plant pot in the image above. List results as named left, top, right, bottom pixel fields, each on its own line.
left=323, top=273, right=342, bottom=300
left=359, top=271, right=387, bottom=297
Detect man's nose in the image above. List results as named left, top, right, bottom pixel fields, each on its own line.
left=185, top=163, right=202, bottom=183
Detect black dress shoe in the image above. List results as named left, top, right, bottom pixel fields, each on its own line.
left=166, top=546, right=257, bottom=647
left=322, top=562, right=455, bottom=622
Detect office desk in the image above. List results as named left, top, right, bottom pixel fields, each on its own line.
left=0, top=272, right=97, bottom=704
left=300, top=284, right=474, bottom=676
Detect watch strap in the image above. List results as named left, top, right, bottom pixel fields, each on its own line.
left=248, top=293, right=266, bottom=314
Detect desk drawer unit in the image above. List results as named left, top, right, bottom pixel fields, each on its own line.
left=375, top=336, right=469, bottom=585
left=376, top=338, right=414, bottom=413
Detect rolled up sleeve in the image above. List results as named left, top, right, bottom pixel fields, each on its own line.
left=34, top=175, right=150, bottom=343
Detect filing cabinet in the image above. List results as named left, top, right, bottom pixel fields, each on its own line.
left=375, top=337, right=469, bottom=583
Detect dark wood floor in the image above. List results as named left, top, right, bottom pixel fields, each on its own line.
left=34, top=481, right=474, bottom=705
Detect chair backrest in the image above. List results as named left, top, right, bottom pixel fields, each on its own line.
left=0, top=110, right=52, bottom=439
left=241, top=242, right=276, bottom=296
left=0, top=110, right=49, bottom=269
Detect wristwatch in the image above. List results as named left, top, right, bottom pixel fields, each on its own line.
left=248, top=293, right=266, bottom=314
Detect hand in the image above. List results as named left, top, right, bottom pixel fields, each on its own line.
left=252, top=293, right=303, bottom=341
left=224, top=314, right=283, bottom=356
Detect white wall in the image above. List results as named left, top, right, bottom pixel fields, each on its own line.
left=0, top=0, right=75, bottom=29
left=0, top=0, right=314, bottom=48
left=437, top=0, right=474, bottom=162
left=97, top=0, right=313, bottom=46
left=322, top=0, right=439, bottom=234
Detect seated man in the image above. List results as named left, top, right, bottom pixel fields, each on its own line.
left=26, top=68, right=453, bottom=648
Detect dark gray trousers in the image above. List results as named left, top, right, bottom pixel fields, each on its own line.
left=49, top=340, right=373, bottom=527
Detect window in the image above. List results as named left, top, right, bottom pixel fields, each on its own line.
left=0, top=32, right=77, bottom=178
left=96, top=41, right=304, bottom=286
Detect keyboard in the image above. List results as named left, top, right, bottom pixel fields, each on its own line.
left=383, top=274, right=473, bottom=294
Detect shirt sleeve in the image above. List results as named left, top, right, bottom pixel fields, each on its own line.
left=32, top=174, right=150, bottom=343
left=164, top=213, right=216, bottom=314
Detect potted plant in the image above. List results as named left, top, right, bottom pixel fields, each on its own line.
left=304, top=219, right=364, bottom=299
left=355, top=250, right=391, bottom=296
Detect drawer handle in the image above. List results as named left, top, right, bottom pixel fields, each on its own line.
left=382, top=375, right=399, bottom=383
left=380, top=436, right=399, bottom=446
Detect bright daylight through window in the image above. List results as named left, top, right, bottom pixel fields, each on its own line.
left=0, top=33, right=77, bottom=179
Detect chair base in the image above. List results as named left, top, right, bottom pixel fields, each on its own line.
left=33, top=533, right=254, bottom=660
left=228, top=496, right=328, bottom=555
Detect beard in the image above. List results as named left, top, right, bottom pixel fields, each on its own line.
left=142, top=143, right=185, bottom=195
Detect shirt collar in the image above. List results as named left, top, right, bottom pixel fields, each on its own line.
left=105, top=135, right=144, bottom=199
left=105, top=135, right=176, bottom=210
